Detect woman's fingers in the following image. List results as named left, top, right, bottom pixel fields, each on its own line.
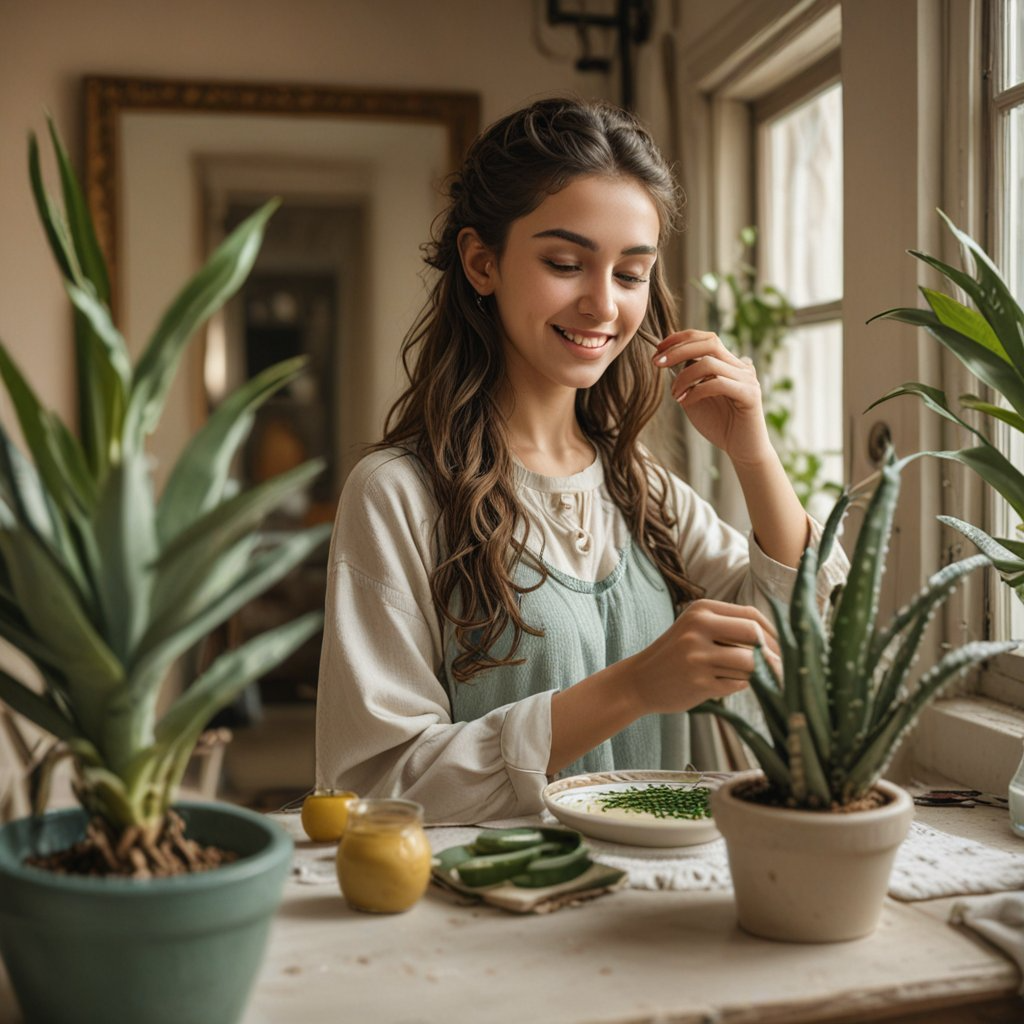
left=654, top=330, right=745, bottom=373
left=670, top=355, right=749, bottom=400
left=691, top=600, right=780, bottom=654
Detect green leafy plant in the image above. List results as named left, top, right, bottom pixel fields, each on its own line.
left=868, top=211, right=1024, bottom=605
left=692, top=451, right=1016, bottom=808
left=0, top=121, right=331, bottom=848
left=694, top=227, right=842, bottom=510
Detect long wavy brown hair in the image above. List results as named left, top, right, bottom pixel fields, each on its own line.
left=378, top=97, right=702, bottom=682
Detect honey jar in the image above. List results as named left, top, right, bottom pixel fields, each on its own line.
left=335, top=798, right=432, bottom=913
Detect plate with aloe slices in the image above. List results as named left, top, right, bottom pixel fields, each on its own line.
left=432, top=826, right=627, bottom=912
left=542, top=770, right=723, bottom=847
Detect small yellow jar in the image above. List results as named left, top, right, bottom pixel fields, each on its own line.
left=335, top=799, right=432, bottom=913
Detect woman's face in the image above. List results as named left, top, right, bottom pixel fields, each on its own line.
left=489, top=174, right=660, bottom=399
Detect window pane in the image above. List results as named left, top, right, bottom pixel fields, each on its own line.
left=769, top=320, right=844, bottom=521
left=1007, top=105, right=1024, bottom=305
left=1001, top=100, right=1024, bottom=643
left=1002, top=0, right=1024, bottom=90
left=763, top=83, right=843, bottom=307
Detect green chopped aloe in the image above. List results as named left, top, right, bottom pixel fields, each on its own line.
left=472, top=828, right=544, bottom=853
left=510, top=844, right=592, bottom=888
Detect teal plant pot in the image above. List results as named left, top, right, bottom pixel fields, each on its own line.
left=0, top=802, right=292, bottom=1024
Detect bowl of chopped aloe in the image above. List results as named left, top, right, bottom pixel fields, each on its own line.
left=542, top=770, right=723, bottom=847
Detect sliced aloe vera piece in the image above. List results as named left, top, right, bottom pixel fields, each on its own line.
left=456, top=847, right=545, bottom=888
left=473, top=828, right=545, bottom=853
left=511, top=844, right=592, bottom=888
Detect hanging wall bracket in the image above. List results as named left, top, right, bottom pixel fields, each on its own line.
left=545, top=0, right=653, bottom=111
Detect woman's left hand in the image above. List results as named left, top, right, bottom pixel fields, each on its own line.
left=654, top=330, right=773, bottom=466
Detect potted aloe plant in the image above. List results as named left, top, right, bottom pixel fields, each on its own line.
left=693, top=452, right=1017, bottom=942
left=867, top=211, right=1024, bottom=605
left=0, top=122, right=331, bottom=1023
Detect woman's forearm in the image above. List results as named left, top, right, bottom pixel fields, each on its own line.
left=547, top=657, right=642, bottom=775
left=731, top=448, right=810, bottom=569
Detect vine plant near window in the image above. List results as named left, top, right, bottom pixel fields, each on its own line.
left=693, top=227, right=842, bottom=509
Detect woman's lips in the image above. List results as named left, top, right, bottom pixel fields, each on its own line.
left=553, top=325, right=613, bottom=353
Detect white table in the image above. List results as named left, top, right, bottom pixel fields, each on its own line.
left=0, top=802, right=1020, bottom=1024
left=242, top=802, right=1022, bottom=1024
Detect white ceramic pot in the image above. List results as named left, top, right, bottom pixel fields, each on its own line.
left=711, top=772, right=914, bottom=943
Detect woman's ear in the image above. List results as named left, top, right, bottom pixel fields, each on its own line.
left=457, top=228, right=497, bottom=296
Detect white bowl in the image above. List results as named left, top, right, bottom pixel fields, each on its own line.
left=543, top=770, right=723, bottom=848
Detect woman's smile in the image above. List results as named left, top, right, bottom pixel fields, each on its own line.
left=552, top=324, right=615, bottom=354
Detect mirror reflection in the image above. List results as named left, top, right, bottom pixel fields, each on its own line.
left=84, top=77, right=479, bottom=802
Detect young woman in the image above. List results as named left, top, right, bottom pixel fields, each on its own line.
left=315, top=97, right=847, bottom=823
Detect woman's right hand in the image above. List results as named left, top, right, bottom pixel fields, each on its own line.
left=629, top=599, right=782, bottom=715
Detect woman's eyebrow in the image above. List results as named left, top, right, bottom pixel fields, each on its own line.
left=532, top=228, right=657, bottom=256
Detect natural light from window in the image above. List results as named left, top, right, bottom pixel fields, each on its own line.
left=760, top=81, right=844, bottom=520
left=995, top=0, right=1024, bottom=646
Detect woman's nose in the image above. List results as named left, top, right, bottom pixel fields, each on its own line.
left=578, top=275, right=617, bottom=323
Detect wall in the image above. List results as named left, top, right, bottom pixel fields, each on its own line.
left=0, top=0, right=611, bottom=438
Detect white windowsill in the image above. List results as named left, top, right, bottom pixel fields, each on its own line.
left=910, top=695, right=1024, bottom=797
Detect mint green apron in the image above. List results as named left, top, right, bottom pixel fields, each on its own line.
left=444, top=539, right=689, bottom=778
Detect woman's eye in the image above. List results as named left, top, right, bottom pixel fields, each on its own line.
left=543, top=259, right=581, bottom=273
left=616, top=272, right=649, bottom=285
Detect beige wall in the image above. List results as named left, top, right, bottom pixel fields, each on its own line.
left=0, top=0, right=612, bottom=442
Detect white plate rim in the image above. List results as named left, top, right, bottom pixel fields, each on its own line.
left=542, top=770, right=728, bottom=847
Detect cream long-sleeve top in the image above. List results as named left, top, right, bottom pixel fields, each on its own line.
left=315, top=447, right=849, bottom=823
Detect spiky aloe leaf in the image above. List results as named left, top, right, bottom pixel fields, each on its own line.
left=828, top=454, right=900, bottom=754
left=691, top=700, right=791, bottom=791
left=939, top=515, right=1024, bottom=595
left=787, top=712, right=830, bottom=807
left=845, top=639, right=1019, bottom=801
left=157, top=356, right=308, bottom=545
left=817, top=488, right=850, bottom=566
left=866, top=554, right=990, bottom=731
left=789, top=543, right=832, bottom=763
left=764, top=591, right=802, bottom=722
left=125, top=200, right=279, bottom=442
left=747, top=645, right=789, bottom=752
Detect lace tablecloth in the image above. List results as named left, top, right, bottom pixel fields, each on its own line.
left=417, top=815, right=1024, bottom=902
left=281, top=810, right=1024, bottom=902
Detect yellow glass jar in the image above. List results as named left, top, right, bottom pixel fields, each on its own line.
left=335, top=799, right=432, bottom=913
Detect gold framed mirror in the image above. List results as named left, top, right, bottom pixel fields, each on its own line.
left=84, top=75, right=480, bottom=314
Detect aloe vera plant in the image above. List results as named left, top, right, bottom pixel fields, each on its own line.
left=0, top=121, right=330, bottom=843
left=868, top=211, right=1024, bottom=606
left=692, top=452, right=1017, bottom=808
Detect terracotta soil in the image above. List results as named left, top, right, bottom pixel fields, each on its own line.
left=24, top=810, right=238, bottom=879
left=735, top=776, right=891, bottom=814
